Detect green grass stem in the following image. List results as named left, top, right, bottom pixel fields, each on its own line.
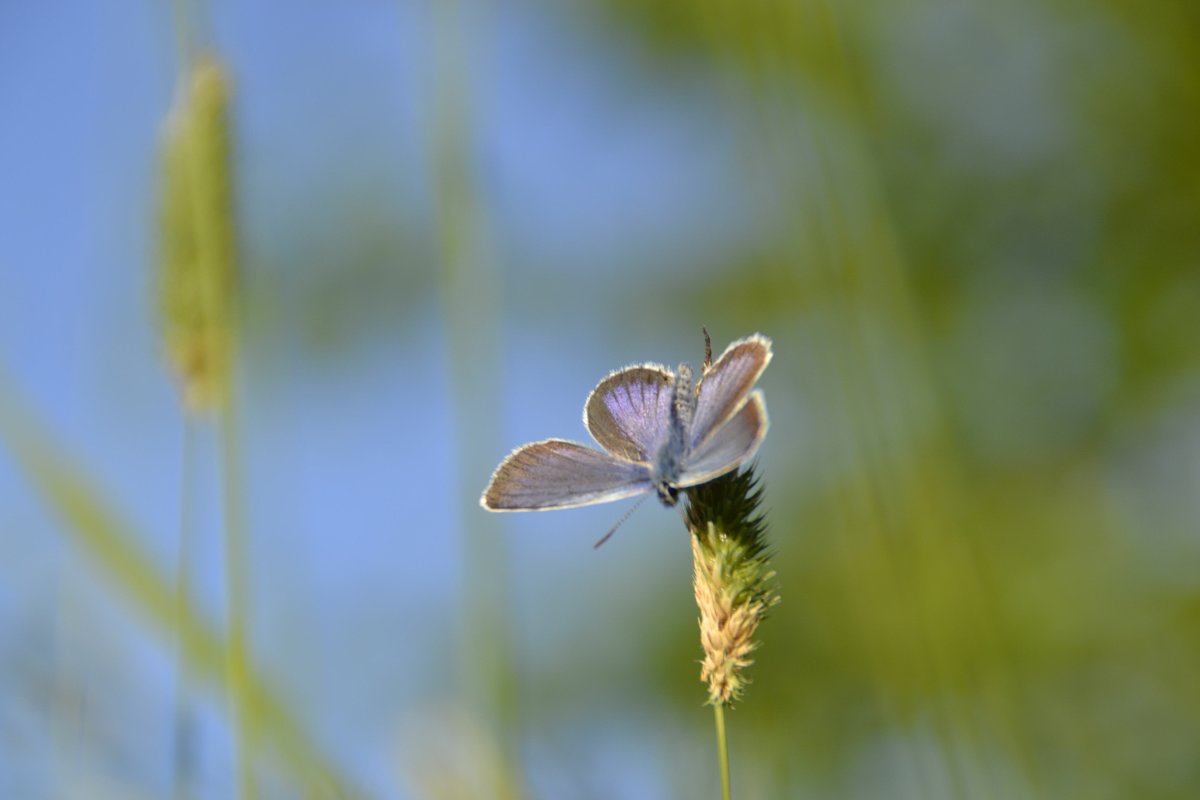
left=220, top=397, right=256, bottom=800
left=714, top=702, right=731, bottom=800
left=173, top=420, right=197, bottom=800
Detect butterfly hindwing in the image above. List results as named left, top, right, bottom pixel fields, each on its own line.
left=691, top=335, right=772, bottom=450
left=678, top=391, right=768, bottom=488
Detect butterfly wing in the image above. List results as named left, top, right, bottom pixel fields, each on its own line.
left=584, top=364, right=675, bottom=462
left=690, top=334, right=772, bottom=450
left=480, top=439, right=653, bottom=511
left=676, top=391, right=768, bottom=488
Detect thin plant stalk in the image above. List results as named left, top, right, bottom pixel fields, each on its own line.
left=714, top=702, right=731, bottom=800
left=52, top=548, right=85, bottom=799
left=221, top=397, right=255, bottom=800
left=173, top=420, right=197, bottom=800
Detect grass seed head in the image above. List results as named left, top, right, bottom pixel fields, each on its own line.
left=158, top=56, right=237, bottom=414
left=685, top=466, right=779, bottom=706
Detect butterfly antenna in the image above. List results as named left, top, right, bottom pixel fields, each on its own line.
left=593, top=494, right=649, bottom=549
left=702, top=327, right=713, bottom=372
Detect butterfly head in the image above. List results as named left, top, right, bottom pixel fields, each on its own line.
left=656, top=481, right=680, bottom=507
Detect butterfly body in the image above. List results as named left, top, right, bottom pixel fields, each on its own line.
left=649, top=363, right=695, bottom=506
left=481, top=334, right=771, bottom=513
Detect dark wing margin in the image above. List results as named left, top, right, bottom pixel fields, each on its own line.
left=677, top=391, right=768, bottom=488
left=480, top=439, right=652, bottom=511
left=690, top=334, right=772, bottom=450
left=583, top=364, right=674, bottom=463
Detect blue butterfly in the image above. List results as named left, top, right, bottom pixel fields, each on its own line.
left=481, top=334, right=770, bottom=512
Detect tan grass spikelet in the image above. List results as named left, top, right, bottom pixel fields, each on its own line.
left=693, top=522, right=776, bottom=704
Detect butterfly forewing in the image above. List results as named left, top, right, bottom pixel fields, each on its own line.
left=691, top=335, right=772, bottom=450
left=584, top=364, right=675, bottom=462
left=481, top=439, right=653, bottom=511
left=677, top=391, right=768, bottom=488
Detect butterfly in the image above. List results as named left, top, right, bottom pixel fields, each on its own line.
left=480, top=332, right=771, bottom=515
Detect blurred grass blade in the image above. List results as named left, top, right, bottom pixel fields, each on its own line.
left=428, top=0, right=520, bottom=796
left=0, top=378, right=368, bottom=800
left=172, top=420, right=197, bottom=800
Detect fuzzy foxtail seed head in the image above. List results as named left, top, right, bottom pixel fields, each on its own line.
left=685, top=466, right=779, bottom=706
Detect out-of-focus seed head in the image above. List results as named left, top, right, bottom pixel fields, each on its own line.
left=158, top=56, right=237, bottom=414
